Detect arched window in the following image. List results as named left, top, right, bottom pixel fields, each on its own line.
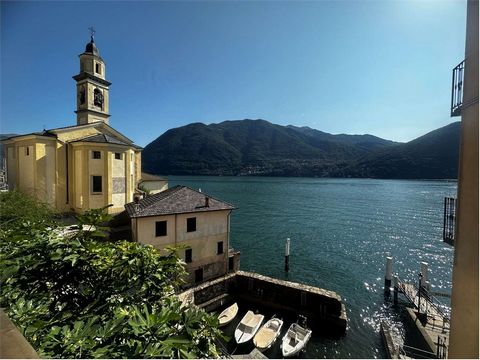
left=94, top=88, right=104, bottom=108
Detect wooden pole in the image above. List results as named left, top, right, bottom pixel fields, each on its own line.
left=285, top=238, right=290, bottom=271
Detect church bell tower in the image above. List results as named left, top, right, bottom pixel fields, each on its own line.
left=73, top=30, right=111, bottom=125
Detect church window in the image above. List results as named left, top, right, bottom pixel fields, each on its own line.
left=92, top=151, right=101, bottom=159
left=25, top=147, right=30, bottom=156
left=95, top=63, right=101, bottom=74
left=115, top=152, right=121, bottom=160
left=94, top=88, right=104, bottom=108
left=79, top=87, right=86, bottom=105
left=92, top=176, right=102, bottom=193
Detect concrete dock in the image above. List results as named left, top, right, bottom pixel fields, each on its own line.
left=179, top=270, right=347, bottom=336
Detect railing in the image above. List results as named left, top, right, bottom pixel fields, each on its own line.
left=443, top=197, right=456, bottom=245
left=451, top=60, right=465, bottom=117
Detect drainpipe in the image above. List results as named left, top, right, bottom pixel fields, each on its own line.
left=227, top=210, right=231, bottom=274
left=175, top=214, right=177, bottom=246
left=65, top=144, right=69, bottom=204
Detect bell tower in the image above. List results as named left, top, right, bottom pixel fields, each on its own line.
left=73, top=29, right=111, bottom=125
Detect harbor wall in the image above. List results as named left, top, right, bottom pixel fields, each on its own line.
left=179, top=270, right=347, bottom=336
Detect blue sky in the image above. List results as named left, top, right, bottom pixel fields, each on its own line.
left=1, top=1, right=466, bottom=146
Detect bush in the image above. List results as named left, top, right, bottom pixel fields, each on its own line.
left=0, top=191, right=223, bottom=358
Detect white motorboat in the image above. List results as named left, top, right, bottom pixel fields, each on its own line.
left=253, top=316, right=283, bottom=351
left=281, top=316, right=312, bottom=357
left=234, top=310, right=264, bottom=344
left=218, top=303, right=239, bottom=327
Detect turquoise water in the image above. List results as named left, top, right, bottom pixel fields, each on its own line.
left=169, top=176, right=457, bottom=358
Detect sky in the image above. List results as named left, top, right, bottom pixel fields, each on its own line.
left=1, top=0, right=466, bottom=146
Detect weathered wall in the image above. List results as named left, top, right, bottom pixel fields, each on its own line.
left=111, top=151, right=126, bottom=209
left=6, top=146, right=17, bottom=189
left=449, top=0, right=479, bottom=358
left=18, top=145, right=34, bottom=195
left=183, top=271, right=347, bottom=336
left=134, top=210, right=231, bottom=285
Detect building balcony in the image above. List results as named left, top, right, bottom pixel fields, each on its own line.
left=451, top=60, right=465, bottom=117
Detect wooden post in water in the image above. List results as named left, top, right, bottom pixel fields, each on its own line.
left=384, top=256, right=393, bottom=296
left=285, top=238, right=290, bottom=272
left=420, top=262, right=428, bottom=288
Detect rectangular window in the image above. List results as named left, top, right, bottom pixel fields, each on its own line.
left=155, top=221, right=167, bottom=237
left=217, top=241, right=224, bottom=255
left=92, top=151, right=101, bottom=159
left=25, top=147, right=29, bottom=156
left=95, top=63, right=101, bottom=74
left=187, top=217, right=196, bottom=233
left=185, top=248, right=192, bottom=263
left=92, top=175, right=102, bottom=193
left=115, top=152, right=121, bottom=160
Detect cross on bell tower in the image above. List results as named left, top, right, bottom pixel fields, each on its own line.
left=72, top=29, right=111, bottom=125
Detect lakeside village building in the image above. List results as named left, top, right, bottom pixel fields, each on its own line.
left=2, top=35, right=239, bottom=286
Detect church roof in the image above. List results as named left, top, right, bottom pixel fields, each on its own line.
left=124, top=185, right=236, bottom=218
left=71, top=133, right=142, bottom=148
left=84, top=36, right=101, bottom=57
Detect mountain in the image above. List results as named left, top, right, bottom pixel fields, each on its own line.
left=142, top=119, right=460, bottom=179
left=330, top=122, right=461, bottom=179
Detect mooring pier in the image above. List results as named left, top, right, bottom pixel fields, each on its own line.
left=383, top=257, right=450, bottom=358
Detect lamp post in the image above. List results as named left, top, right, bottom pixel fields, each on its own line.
left=418, top=272, right=423, bottom=313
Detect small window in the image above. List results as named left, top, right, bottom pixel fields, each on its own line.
left=185, top=248, right=192, bottom=263
left=217, top=241, right=224, bottom=255
left=92, top=151, right=101, bottom=159
left=115, top=152, right=121, bottom=160
left=95, top=63, right=101, bottom=74
left=187, top=217, right=196, bottom=233
left=92, top=175, right=102, bottom=193
left=155, top=221, right=167, bottom=237
left=25, top=147, right=30, bottom=156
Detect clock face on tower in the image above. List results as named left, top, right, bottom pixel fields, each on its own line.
left=94, top=88, right=104, bottom=108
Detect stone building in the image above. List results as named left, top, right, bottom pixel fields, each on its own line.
left=3, top=35, right=143, bottom=214
left=125, top=185, right=239, bottom=285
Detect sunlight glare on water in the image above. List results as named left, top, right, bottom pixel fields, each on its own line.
left=169, top=177, right=456, bottom=358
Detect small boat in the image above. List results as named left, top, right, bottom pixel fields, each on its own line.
left=281, top=316, right=312, bottom=358
left=218, top=303, right=238, bottom=327
left=234, top=310, right=265, bottom=344
left=253, top=316, right=283, bottom=351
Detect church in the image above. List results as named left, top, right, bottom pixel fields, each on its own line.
left=4, top=35, right=143, bottom=214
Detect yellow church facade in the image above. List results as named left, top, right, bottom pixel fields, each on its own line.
left=4, top=35, right=142, bottom=214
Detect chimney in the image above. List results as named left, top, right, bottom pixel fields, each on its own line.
left=205, top=196, right=210, bottom=207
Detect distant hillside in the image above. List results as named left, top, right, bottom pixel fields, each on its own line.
left=330, top=122, right=461, bottom=179
left=142, top=120, right=460, bottom=179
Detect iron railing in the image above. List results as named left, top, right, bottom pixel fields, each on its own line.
left=451, top=60, right=465, bottom=117
left=443, top=197, right=456, bottom=245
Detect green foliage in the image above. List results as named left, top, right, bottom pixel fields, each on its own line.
left=0, top=192, right=223, bottom=358
left=0, top=190, right=57, bottom=229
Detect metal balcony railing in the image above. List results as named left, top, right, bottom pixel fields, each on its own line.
left=451, top=60, right=465, bottom=117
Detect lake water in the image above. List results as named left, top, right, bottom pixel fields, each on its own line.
left=169, top=176, right=457, bottom=358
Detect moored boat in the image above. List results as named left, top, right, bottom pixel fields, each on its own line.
left=234, top=310, right=265, bottom=344
left=253, top=316, right=284, bottom=351
left=218, top=303, right=239, bottom=327
left=281, top=316, right=312, bottom=357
